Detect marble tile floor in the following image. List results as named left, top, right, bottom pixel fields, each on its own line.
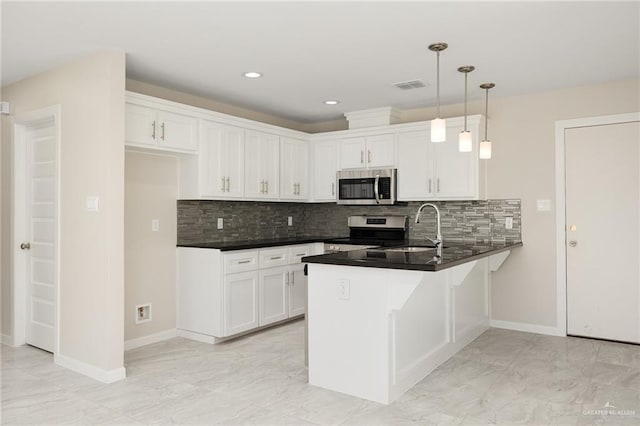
left=2, top=320, right=639, bottom=425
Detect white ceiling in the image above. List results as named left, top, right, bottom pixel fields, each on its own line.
left=2, top=1, right=639, bottom=123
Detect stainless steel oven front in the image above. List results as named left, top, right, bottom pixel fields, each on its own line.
left=336, top=168, right=397, bottom=205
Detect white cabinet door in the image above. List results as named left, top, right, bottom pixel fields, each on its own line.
left=289, top=263, right=307, bottom=317
left=397, top=130, right=433, bottom=200
left=199, top=121, right=244, bottom=198
left=125, top=102, right=197, bottom=153
left=260, top=266, right=289, bottom=326
left=223, top=271, right=259, bottom=336
left=125, top=103, right=157, bottom=146
left=366, top=134, right=395, bottom=168
left=433, top=124, right=475, bottom=198
left=340, top=137, right=366, bottom=169
left=312, top=140, right=338, bottom=201
left=157, top=110, right=197, bottom=152
left=280, top=137, right=309, bottom=200
left=245, top=130, right=280, bottom=199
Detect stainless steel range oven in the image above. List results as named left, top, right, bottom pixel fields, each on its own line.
left=336, top=168, right=397, bottom=205
left=324, top=215, right=407, bottom=253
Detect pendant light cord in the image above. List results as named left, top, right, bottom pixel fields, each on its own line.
left=436, top=51, right=441, bottom=118
left=484, top=88, right=489, bottom=140
left=464, top=72, right=468, bottom=132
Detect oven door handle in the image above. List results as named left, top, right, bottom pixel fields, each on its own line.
left=374, top=174, right=380, bottom=204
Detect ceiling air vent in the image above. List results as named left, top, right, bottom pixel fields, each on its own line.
left=393, top=79, right=427, bottom=90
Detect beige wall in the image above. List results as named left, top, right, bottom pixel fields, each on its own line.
left=125, top=151, right=177, bottom=340
left=1, top=51, right=125, bottom=372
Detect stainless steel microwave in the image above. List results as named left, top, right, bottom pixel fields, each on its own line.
left=336, top=168, right=397, bottom=205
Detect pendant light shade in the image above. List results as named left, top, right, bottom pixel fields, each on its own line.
left=458, top=65, right=475, bottom=152
left=429, top=42, right=448, bottom=143
left=479, top=83, right=495, bottom=159
left=431, top=118, right=446, bottom=142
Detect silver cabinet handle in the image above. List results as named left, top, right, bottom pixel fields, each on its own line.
left=151, top=121, right=156, bottom=139
left=295, top=252, right=306, bottom=257
left=260, top=180, right=265, bottom=194
left=20, top=242, right=31, bottom=250
left=290, top=271, right=294, bottom=285
left=270, top=256, right=282, bottom=260
left=569, top=241, right=577, bottom=247
left=160, top=122, right=165, bottom=141
left=428, top=178, right=432, bottom=193
left=265, top=180, right=269, bottom=194
left=238, top=260, right=252, bottom=264
left=360, top=150, right=364, bottom=164
left=286, top=271, right=290, bottom=286
left=221, top=177, right=226, bottom=192
left=226, top=177, right=230, bottom=192
left=331, top=182, right=335, bottom=196
left=437, top=178, right=440, bottom=193
left=368, top=150, right=371, bottom=164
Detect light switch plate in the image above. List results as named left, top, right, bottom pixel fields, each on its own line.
left=86, top=196, right=99, bottom=212
left=537, top=199, right=551, bottom=212
left=151, top=219, right=159, bottom=232
left=288, top=216, right=293, bottom=226
left=217, top=218, right=224, bottom=229
left=505, top=217, right=513, bottom=229
left=337, top=279, right=350, bottom=300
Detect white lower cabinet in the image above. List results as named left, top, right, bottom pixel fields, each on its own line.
left=260, top=266, right=289, bottom=326
left=177, top=243, right=319, bottom=343
left=223, top=271, right=259, bottom=335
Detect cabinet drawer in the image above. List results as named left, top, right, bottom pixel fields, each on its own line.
left=224, top=251, right=259, bottom=274
left=288, top=245, right=311, bottom=264
left=260, top=247, right=289, bottom=268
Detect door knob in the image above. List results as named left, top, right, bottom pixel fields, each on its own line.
left=569, top=241, right=577, bottom=247
left=20, top=242, right=31, bottom=250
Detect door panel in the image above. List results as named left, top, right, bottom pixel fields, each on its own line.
left=26, top=119, right=57, bottom=352
left=260, top=267, right=288, bottom=326
left=289, top=264, right=307, bottom=317
left=433, top=125, right=474, bottom=198
left=397, top=130, right=432, bottom=200
left=566, top=121, right=639, bottom=343
left=223, top=271, right=259, bottom=336
left=366, top=134, right=395, bottom=168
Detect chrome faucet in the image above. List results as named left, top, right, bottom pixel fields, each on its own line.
left=415, top=203, right=443, bottom=249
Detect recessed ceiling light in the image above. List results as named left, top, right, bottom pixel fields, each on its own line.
left=324, top=100, right=340, bottom=105
left=243, top=71, right=262, bottom=78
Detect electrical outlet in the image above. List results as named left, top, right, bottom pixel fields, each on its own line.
left=337, top=279, right=350, bottom=300
left=505, top=217, right=513, bottom=230
left=135, top=303, right=152, bottom=324
left=217, top=218, right=224, bottom=229
left=151, top=219, right=159, bottom=232
left=288, top=216, right=293, bottom=226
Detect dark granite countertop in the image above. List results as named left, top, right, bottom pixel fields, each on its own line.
left=177, top=236, right=346, bottom=251
left=301, top=240, right=523, bottom=272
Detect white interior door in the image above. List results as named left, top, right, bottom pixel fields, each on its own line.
left=566, top=121, right=640, bottom=343
left=24, top=118, right=58, bottom=352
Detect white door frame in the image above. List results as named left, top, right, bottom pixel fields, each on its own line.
left=11, top=104, right=61, bottom=354
left=554, top=112, right=640, bottom=337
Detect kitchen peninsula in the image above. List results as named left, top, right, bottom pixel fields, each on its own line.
left=302, top=240, right=521, bottom=404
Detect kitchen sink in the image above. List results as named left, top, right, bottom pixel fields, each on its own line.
left=385, top=246, right=437, bottom=253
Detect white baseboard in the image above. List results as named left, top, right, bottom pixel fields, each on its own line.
left=1, top=333, right=16, bottom=346
left=490, top=319, right=564, bottom=336
left=124, top=328, right=177, bottom=351
left=54, top=353, right=126, bottom=384
left=176, top=329, right=219, bottom=344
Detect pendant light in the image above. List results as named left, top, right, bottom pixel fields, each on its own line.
left=479, top=83, right=495, bottom=159
left=457, top=65, right=475, bottom=152
left=428, top=42, right=448, bottom=142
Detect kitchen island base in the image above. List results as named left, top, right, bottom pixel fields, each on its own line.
left=307, top=259, right=491, bottom=404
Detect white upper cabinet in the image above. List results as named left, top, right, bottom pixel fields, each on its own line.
left=245, top=130, right=280, bottom=199
left=312, top=140, right=338, bottom=201
left=199, top=120, right=245, bottom=198
left=396, top=116, right=486, bottom=201
left=280, top=137, right=309, bottom=200
left=396, top=130, right=434, bottom=200
left=125, top=103, right=197, bottom=153
left=339, top=133, right=395, bottom=169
